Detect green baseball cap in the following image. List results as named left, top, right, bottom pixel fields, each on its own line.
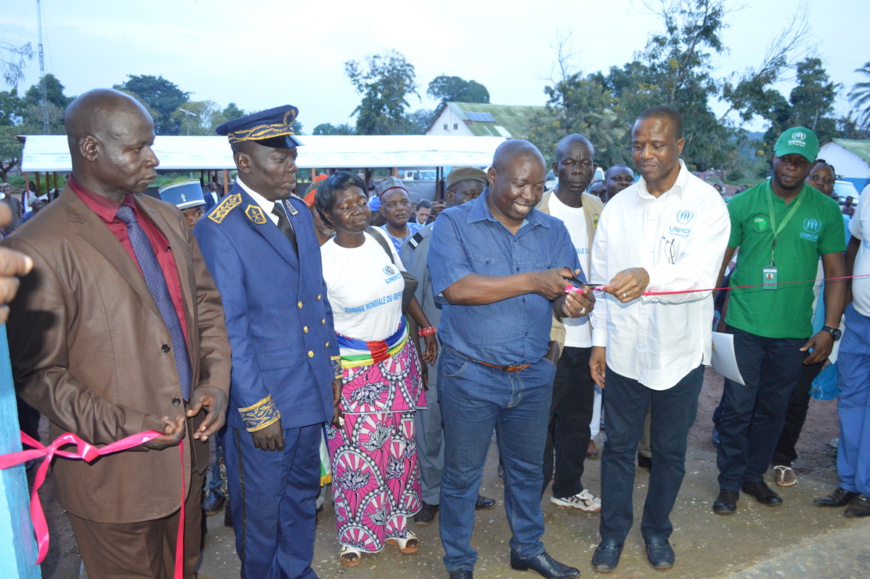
left=773, top=126, right=819, bottom=162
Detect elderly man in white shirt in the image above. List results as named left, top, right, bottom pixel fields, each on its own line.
left=588, top=106, right=730, bottom=573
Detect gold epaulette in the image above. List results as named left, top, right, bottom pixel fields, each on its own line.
left=238, top=394, right=281, bottom=432
left=208, top=193, right=242, bottom=224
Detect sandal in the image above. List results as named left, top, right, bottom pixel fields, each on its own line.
left=386, top=530, right=419, bottom=553
left=340, top=545, right=361, bottom=567
left=587, top=440, right=599, bottom=459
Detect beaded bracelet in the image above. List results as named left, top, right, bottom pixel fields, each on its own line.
left=418, top=326, right=437, bottom=337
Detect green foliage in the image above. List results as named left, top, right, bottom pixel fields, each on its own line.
left=114, top=75, right=190, bottom=135
left=788, top=57, right=840, bottom=142
left=313, top=123, right=354, bottom=135
left=427, top=75, right=490, bottom=103
left=221, top=102, right=245, bottom=123
left=527, top=73, right=631, bottom=168
left=171, top=100, right=225, bottom=135
left=848, top=61, right=870, bottom=130
left=345, top=50, right=419, bottom=135
left=24, top=74, right=73, bottom=109
left=405, top=109, right=437, bottom=135
left=0, top=88, right=23, bottom=125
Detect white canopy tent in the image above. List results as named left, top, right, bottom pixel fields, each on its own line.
left=19, top=135, right=506, bottom=172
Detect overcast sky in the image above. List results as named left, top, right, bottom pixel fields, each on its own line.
left=3, top=0, right=868, bottom=133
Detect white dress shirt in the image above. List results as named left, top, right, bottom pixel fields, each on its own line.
left=589, top=160, right=730, bottom=390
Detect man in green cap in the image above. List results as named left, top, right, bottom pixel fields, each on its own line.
left=712, top=126, right=846, bottom=515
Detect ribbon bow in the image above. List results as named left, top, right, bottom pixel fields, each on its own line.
left=0, top=430, right=163, bottom=566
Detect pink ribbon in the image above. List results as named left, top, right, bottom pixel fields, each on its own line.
left=565, top=273, right=870, bottom=296
left=0, top=430, right=186, bottom=578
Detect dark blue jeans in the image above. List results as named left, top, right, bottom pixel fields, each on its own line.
left=717, top=326, right=808, bottom=490
left=600, top=365, right=704, bottom=542
left=438, top=346, right=556, bottom=573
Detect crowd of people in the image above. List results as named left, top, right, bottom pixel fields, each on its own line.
left=0, top=88, right=867, bottom=579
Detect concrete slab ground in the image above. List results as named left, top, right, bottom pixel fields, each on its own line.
left=196, top=441, right=870, bottom=579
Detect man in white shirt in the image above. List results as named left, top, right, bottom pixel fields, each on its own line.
left=588, top=106, right=730, bottom=572
left=814, top=185, right=870, bottom=517
left=536, top=134, right=603, bottom=512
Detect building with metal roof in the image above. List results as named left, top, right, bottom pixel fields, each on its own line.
left=425, top=102, right=545, bottom=140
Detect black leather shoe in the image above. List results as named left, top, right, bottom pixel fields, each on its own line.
left=475, top=495, right=496, bottom=510
left=712, top=489, right=739, bottom=515
left=814, top=487, right=859, bottom=507
left=741, top=482, right=783, bottom=506
left=414, top=501, right=439, bottom=524
left=591, top=539, right=623, bottom=573
left=645, top=536, right=675, bottom=570
left=510, top=550, right=579, bottom=578
left=844, top=494, right=870, bottom=518
left=637, top=453, right=652, bottom=470
left=448, top=570, right=473, bottom=579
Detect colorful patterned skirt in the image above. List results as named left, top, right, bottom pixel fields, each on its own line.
left=325, top=339, right=426, bottom=553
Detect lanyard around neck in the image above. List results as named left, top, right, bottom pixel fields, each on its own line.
left=765, top=186, right=803, bottom=266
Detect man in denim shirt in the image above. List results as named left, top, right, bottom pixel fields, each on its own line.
left=428, top=140, right=595, bottom=579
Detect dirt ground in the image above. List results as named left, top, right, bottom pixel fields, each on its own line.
left=34, top=367, right=841, bottom=578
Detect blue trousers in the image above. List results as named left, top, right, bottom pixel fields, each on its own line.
left=223, top=423, right=321, bottom=579
left=837, top=305, right=870, bottom=495
left=415, top=358, right=445, bottom=505
left=717, top=326, right=807, bottom=490
left=600, top=365, right=704, bottom=542
left=437, top=346, right=556, bottom=573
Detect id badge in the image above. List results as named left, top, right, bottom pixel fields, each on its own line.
left=762, top=266, right=778, bottom=290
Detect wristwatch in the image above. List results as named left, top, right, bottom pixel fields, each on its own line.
left=821, top=326, right=842, bottom=341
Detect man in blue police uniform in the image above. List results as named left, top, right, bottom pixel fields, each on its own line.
left=195, top=105, right=342, bottom=579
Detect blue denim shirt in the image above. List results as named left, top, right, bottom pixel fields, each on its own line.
left=428, top=191, right=582, bottom=365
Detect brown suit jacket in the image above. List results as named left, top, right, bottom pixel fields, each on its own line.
left=2, top=186, right=231, bottom=523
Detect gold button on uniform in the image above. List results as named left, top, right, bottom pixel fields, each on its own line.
left=321, top=318, right=326, bottom=325
left=297, top=301, right=303, bottom=309
left=324, top=341, right=330, bottom=348
left=317, top=294, right=322, bottom=301
left=303, top=326, right=309, bottom=333
left=308, top=351, right=314, bottom=358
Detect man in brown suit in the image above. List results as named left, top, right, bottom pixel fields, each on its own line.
left=1, top=88, right=231, bottom=578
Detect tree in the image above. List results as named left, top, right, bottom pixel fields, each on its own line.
left=405, top=109, right=437, bottom=135
left=24, top=73, right=72, bottom=109
left=222, top=102, right=245, bottom=123
left=345, top=50, right=419, bottom=135
left=788, top=57, right=839, bottom=143
left=313, top=122, right=354, bottom=135
left=0, top=41, right=33, bottom=88
left=114, top=75, right=189, bottom=135
left=427, top=75, right=490, bottom=103
left=171, top=100, right=225, bottom=135
left=848, top=61, right=870, bottom=131
left=0, top=88, right=23, bottom=125
left=0, top=125, right=23, bottom=182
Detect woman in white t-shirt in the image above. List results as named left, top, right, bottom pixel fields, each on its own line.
left=315, top=171, right=438, bottom=567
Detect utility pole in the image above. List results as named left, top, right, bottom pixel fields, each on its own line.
left=36, top=0, right=49, bottom=134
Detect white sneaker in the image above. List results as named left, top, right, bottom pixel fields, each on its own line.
left=550, top=489, right=601, bottom=512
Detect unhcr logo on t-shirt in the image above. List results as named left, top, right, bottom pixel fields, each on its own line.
left=800, top=217, right=821, bottom=242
